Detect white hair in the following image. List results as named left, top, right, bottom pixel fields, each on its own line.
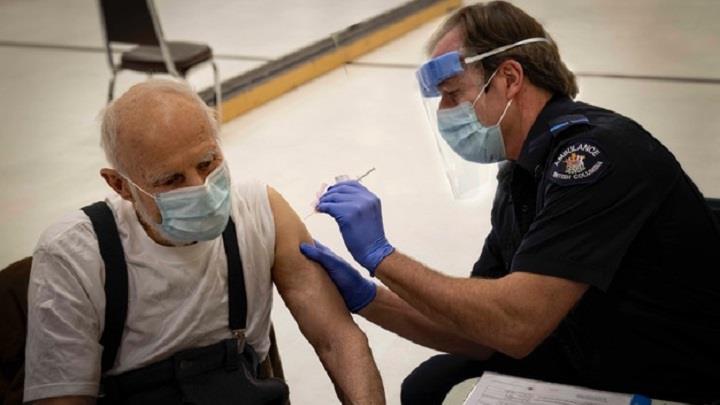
left=99, top=79, right=219, bottom=173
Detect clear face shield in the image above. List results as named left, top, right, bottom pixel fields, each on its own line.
left=417, top=51, right=488, bottom=199
left=416, top=37, right=550, bottom=199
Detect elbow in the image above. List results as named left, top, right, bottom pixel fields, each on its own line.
left=338, top=327, right=370, bottom=352
left=499, top=323, right=547, bottom=360
left=503, top=337, right=538, bottom=360
left=464, top=321, right=544, bottom=360
left=314, top=324, right=370, bottom=358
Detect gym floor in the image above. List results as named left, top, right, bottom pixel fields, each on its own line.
left=1, top=1, right=718, bottom=403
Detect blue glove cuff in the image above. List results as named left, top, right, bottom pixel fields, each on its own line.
left=365, top=242, right=395, bottom=276
left=348, top=280, right=377, bottom=313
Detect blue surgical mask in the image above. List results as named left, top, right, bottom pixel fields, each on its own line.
left=125, top=163, right=232, bottom=243
left=436, top=69, right=512, bottom=164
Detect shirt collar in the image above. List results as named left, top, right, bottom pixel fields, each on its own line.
left=515, top=95, right=576, bottom=173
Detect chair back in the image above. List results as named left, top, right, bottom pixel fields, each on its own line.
left=707, top=198, right=720, bottom=226
left=98, top=0, right=161, bottom=46
left=0, top=257, right=31, bottom=405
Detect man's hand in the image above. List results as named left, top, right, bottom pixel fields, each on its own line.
left=316, top=181, right=394, bottom=274
left=300, top=240, right=377, bottom=313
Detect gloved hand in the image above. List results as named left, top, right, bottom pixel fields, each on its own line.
left=300, top=240, right=377, bottom=313
left=316, top=181, right=395, bottom=274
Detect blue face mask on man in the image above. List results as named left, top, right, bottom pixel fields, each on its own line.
left=124, top=163, right=232, bottom=243
left=436, top=69, right=512, bottom=163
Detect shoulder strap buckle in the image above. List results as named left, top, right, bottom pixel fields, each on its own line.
left=232, top=329, right=247, bottom=350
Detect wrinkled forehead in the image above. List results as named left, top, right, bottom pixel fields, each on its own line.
left=429, top=25, right=465, bottom=57
left=114, top=94, right=218, bottom=173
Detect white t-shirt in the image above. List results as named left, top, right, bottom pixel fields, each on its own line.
left=24, top=181, right=276, bottom=402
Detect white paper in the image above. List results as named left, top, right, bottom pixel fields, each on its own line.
left=464, top=372, right=633, bottom=405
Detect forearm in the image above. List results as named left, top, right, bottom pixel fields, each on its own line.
left=375, top=251, right=527, bottom=357
left=359, top=287, right=493, bottom=359
left=314, top=327, right=385, bottom=405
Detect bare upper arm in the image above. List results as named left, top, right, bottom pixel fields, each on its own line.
left=266, top=186, right=356, bottom=342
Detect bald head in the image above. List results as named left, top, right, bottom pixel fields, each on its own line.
left=100, top=79, right=218, bottom=176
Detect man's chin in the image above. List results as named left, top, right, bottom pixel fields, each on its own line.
left=134, top=209, right=190, bottom=247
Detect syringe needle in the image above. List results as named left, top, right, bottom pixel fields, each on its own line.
left=356, top=167, right=376, bottom=182
left=303, top=168, right=376, bottom=221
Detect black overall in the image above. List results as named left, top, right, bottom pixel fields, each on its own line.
left=81, top=202, right=289, bottom=405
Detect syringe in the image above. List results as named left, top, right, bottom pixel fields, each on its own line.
left=303, top=167, right=376, bottom=220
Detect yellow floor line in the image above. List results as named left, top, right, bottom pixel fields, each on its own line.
left=221, top=0, right=461, bottom=123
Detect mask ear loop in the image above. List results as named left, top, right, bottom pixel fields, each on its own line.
left=469, top=68, right=513, bottom=126
left=471, top=68, right=500, bottom=108
left=495, top=99, right=513, bottom=126
left=121, top=174, right=157, bottom=201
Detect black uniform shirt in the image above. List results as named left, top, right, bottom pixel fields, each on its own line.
left=472, top=95, right=720, bottom=402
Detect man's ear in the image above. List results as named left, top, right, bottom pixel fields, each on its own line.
left=100, top=168, right=133, bottom=201
left=500, top=59, right=524, bottom=99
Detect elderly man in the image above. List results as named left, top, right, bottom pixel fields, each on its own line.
left=24, top=80, right=384, bottom=405
left=301, top=1, right=720, bottom=404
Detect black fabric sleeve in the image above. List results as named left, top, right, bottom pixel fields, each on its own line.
left=511, top=135, right=678, bottom=290
left=471, top=228, right=507, bottom=278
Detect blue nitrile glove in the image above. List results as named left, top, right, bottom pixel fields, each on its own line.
left=300, top=240, right=377, bottom=313
left=315, top=181, right=395, bottom=275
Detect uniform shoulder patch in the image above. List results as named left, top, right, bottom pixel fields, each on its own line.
left=549, top=140, right=610, bottom=186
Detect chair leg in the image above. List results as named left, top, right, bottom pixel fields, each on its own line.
left=211, top=60, right=222, bottom=127
left=107, top=71, right=117, bottom=103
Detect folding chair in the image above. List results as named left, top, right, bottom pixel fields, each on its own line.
left=707, top=198, right=720, bottom=224
left=0, top=257, right=31, bottom=405
left=97, top=0, right=222, bottom=122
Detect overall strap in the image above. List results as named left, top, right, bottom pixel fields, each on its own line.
left=82, top=201, right=247, bottom=374
left=81, top=201, right=128, bottom=374
left=221, top=218, right=248, bottom=342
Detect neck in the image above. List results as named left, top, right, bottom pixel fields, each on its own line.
left=135, top=212, right=174, bottom=246
left=503, top=88, right=552, bottom=160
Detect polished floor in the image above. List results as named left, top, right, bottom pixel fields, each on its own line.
left=1, top=1, right=719, bottom=404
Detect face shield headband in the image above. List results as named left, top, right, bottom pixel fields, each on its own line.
left=416, top=37, right=551, bottom=98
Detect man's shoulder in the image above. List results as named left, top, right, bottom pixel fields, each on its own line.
left=230, top=179, right=277, bottom=245
left=231, top=179, right=270, bottom=209
left=31, top=204, right=105, bottom=302
left=35, top=207, right=96, bottom=255
left=545, top=107, right=677, bottom=187
left=564, top=102, right=662, bottom=155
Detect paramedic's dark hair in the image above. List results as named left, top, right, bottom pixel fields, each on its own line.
left=428, top=1, right=579, bottom=98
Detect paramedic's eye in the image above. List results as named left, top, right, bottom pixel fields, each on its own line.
left=198, top=160, right=212, bottom=171
left=448, top=90, right=462, bottom=103
left=163, top=174, right=182, bottom=187
left=441, top=88, right=458, bottom=99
